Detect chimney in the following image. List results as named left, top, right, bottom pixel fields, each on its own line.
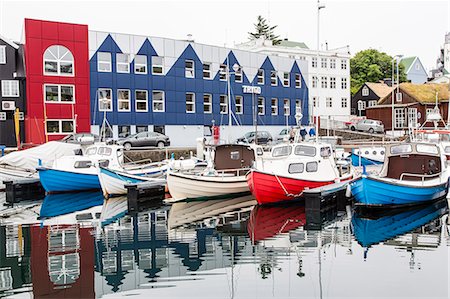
left=383, top=78, right=393, bottom=86
left=186, top=34, right=194, bottom=42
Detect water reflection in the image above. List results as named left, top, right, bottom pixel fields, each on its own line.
left=0, top=195, right=448, bottom=298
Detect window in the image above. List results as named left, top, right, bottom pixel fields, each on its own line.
left=394, top=108, right=405, bottom=128
left=288, top=163, right=304, bottom=174
left=306, top=161, right=318, bottom=172
left=220, top=95, right=227, bottom=114
left=341, top=98, right=348, bottom=108
left=257, top=97, right=265, bottom=115
left=270, top=71, right=277, bottom=86
left=326, top=97, right=332, bottom=108
left=234, top=66, right=242, bottom=83
left=116, top=53, right=130, bottom=73
left=152, top=91, right=164, bottom=112
left=362, top=86, right=369, bottom=96
left=134, top=55, right=147, bottom=74
left=321, top=76, right=327, bottom=88
left=272, top=146, right=292, bottom=157
left=203, top=63, right=212, bottom=79
left=341, top=59, right=347, bottom=70
left=312, top=57, right=317, bottom=68
left=44, top=45, right=74, bottom=75
left=151, top=56, right=164, bottom=74
left=396, top=92, right=403, bottom=102
left=312, top=76, right=318, bottom=88
left=330, top=58, right=336, bottom=69
left=284, top=99, right=290, bottom=115
left=97, top=52, right=111, bottom=72
left=257, top=69, right=264, bottom=84
left=321, top=58, right=327, bottom=68
left=408, top=108, right=418, bottom=127
left=0, top=46, right=5, bottom=64
left=44, top=85, right=74, bottom=103
left=283, top=72, right=290, bottom=87
left=415, top=63, right=420, bottom=70
left=117, top=89, right=130, bottom=112
left=295, top=100, right=302, bottom=115
left=294, top=145, right=316, bottom=156
left=295, top=74, right=301, bottom=88
left=341, top=78, right=348, bottom=89
left=235, top=96, right=243, bottom=114
left=98, top=89, right=112, bottom=111
left=203, top=94, right=212, bottom=113
left=0, top=112, right=6, bottom=121
left=1, top=80, right=19, bottom=97
left=135, top=90, right=148, bottom=112
left=185, top=60, right=195, bottom=78
left=368, top=100, right=377, bottom=107
left=426, top=108, right=434, bottom=118
left=186, top=92, right=195, bottom=113
left=271, top=98, right=278, bottom=115
left=46, top=120, right=75, bottom=134
left=313, top=96, right=318, bottom=107
left=118, top=125, right=131, bottom=138
left=219, top=64, right=227, bottom=81
left=357, top=100, right=366, bottom=111
left=330, top=77, right=336, bottom=89
left=136, top=126, right=148, bottom=133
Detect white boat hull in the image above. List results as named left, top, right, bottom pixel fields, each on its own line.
left=0, top=167, right=38, bottom=189
left=166, top=171, right=250, bottom=202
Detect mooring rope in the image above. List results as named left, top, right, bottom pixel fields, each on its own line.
left=273, top=172, right=303, bottom=198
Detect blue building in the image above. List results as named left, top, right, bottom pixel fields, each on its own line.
left=88, top=31, right=309, bottom=146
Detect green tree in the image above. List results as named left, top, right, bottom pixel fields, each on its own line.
left=248, top=15, right=281, bottom=45
left=350, top=49, right=407, bottom=96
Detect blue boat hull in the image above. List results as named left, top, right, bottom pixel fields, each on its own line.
left=350, top=176, right=448, bottom=207
left=38, top=167, right=101, bottom=193
left=40, top=191, right=104, bottom=218
left=350, top=153, right=383, bottom=167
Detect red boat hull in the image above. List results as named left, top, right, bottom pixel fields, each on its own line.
left=247, top=170, right=339, bottom=205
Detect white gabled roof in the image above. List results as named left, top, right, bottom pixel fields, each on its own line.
left=0, top=34, right=19, bottom=49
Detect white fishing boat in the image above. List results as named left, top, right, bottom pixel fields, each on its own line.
left=99, top=195, right=128, bottom=227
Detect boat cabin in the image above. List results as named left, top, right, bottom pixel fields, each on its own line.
left=213, top=144, right=256, bottom=172
left=380, top=143, right=445, bottom=181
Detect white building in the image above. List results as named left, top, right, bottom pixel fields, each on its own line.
left=236, top=38, right=351, bottom=125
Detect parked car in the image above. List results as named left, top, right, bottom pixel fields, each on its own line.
left=350, top=119, right=384, bottom=134
left=236, top=131, right=273, bottom=144
left=117, top=132, right=170, bottom=149
left=276, top=128, right=291, bottom=142
left=60, top=133, right=99, bottom=145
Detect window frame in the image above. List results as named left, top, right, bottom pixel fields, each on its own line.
left=341, top=97, right=348, bottom=108
left=257, top=96, right=265, bottom=115
left=312, top=76, right=318, bottom=88
left=312, top=57, right=317, bottom=68
left=270, top=71, right=277, bottom=86
left=257, top=69, right=264, bottom=84
left=330, top=58, right=336, bottom=69
left=117, top=89, right=131, bottom=112
left=234, top=66, right=243, bottom=83
left=97, top=52, right=112, bottom=73
left=1, top=80, right=20, bottom=97
left=271, top=98, right=278, bottom=115
left=283, top=99, right=290, bottom=116
left=330, top=77, right=336, bottom=89
left=295, top=73, right=301, bottom=88
left=116, top=53, right=130, bottom=73
left=98, top=88, right=112, bottom=112
left=341, top=59, right=347, bottom=70
left=185, top=59, right=195, bottom=78
left=44, top=45, right=74, bottom=76
left=185, top=92, right=195, bottom=113
left=321, top=57, right=327, bottom=68
left=220, top=95, right=228, bottom=114
left=46, top=119, right=76, bottom=135
left=135, top=90, right=148, bottom=112
left=362, top=86, right=369, bottom=96
left=151, top=56, right=164, bottom=75
left=235, top=95, right=243, bottom=114
left=134, top=55, right=147, bottom=74
left=0, top=46, right=5, bottom=64
left=283, top=72, right=290, bottom=87
left=219, top=64, right=227, bottom=81
left=341, top=77, right=347, bottom=89
left=321, top=76, right=327, bottom=88
left=44, top=84, right=75, bottom=104
left=203, top=93, right=212, bottom=113
left=326, top=97, right=333, bottom=108
left=152, top=90, right=165, bottom=112
left=203, top=62, right=212, bottom=79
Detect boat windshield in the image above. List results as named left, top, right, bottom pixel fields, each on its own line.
left=416, top=144, right=438, bottom=155
left=390, top=144, right=412, bottom=155
left=86, top=147, right=97, bottom=156
left=272, top=146, right=292, bottom=157
left=294, top=145, right=316, bottom=157
left=444, top=146, right=450, bottom=154
left=98, top=147, right=112, bottom=156
left=320, top=147, right=332, bottom=158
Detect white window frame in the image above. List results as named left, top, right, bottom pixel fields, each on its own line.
left=408, top=108, right=418, bottom=126
left=283, top=72, right=290, bottom=87
left=330, top=77, right=336, bottom=89
left=44, top=84, right=75, bottom=103
left=312, top=57, right=317, bottom=68
left=357, top=100, right=366, bottom=111
left=341, top=78, right=347, bottom=89
left=394, top=108, right=405, bottom=129
left=152, top=90, right=165, bottom=112
left=330, top=58, right=336, bottom=69
left=97, top=52, right=111, bottom=73
left=271, top=98, right=278, bottom=115
left=396, top=92, right=403, bottom=102
left=0, top=112, right=6, bottom=121
left=0, top=46, right=5, bottom=64
left=362, top=86, right=369, bottom=96
left=257, top=69, right=264, bottom=84
left=116, top=53, right=130, bottom=73
left=219, top=64, right=227, bottom=81
left=135, top=90, right=148, bottom=112
left=151, top=56, right=164, bottom=75
left=117, top=89, right=130, bottom=112
left=234, top=66, right=243, bottom=83
left=46, top=119, right=75, bottom=135
left=341, top=97, right=348, bottom=108
left=220, top=95, right=228, bottom=114
left=283, top=99, right=290, bottom=116
left=341, top=59, right=347, bottom=70
left=295, top=100, right=302, bottom=115
left=257, top=96, right=265, bottom=115
left=185, top=60, right=195, bottom=78
left=203, top=93, right=212, bottom=113
left=1, top=80, right=19, bottom=97
left=235, top=95, right=243, bottom=114
left=313, top=96, right=318, bottom=107
left=326, top=97, right=333, bottom=108
left=321, top=58, right=327, bottom=68
left=270, top=71, right=277, bottom=86
left=134, top=55, right=147, bottom=74
left=98, top=88, right=112, bottom=112
left=43, top=45, right=74, bottom=76
left=203, top=63, right=212, bottom=79
left=312, top=76, right=318, bottom=88
left=185, top=92, right=195, bottom=113
left=321, top=76, right=327, bottom=88
left=368, top=100, right=377, bottom=107
left=295, top=73, right=301, bottom=88
left=426, top=108, right=434, bottom=118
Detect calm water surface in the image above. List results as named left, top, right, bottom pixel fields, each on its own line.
left=0, top=193, right=448, bottom=299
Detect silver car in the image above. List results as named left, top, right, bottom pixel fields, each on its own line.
left=350, top=119, right=384, bottom=134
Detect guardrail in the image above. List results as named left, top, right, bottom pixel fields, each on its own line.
left=399, top=172, right=441, bottom=184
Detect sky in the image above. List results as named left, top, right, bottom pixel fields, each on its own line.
left=0, top=0, right=449, bottom=72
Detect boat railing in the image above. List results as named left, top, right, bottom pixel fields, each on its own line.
left=399, top=172, right=442, bottom=184
left=216, top=168, right=250, bottom=177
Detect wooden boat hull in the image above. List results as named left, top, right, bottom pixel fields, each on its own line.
left=350, top=176, right=448, bottom=207
left=166, top=171, right=250, bottom=202
left=38, top=167, right=101, bottom=193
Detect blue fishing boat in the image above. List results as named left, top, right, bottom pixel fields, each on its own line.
left=350, top=143, right=449, bottom=207
left=350, top=147, right=384, bottom=167
left=38, top=167, right=101, bottom=193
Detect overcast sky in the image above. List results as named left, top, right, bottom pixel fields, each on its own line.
left=0, top=0, right=449, bottom=71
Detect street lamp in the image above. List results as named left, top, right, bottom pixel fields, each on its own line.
left=391, top=54, right=403, bottom=134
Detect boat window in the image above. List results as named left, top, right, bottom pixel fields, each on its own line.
left=230, top=151, right=240, bottom=160
left=390, top=144, right=412, bottom=155
left=272, top=146, right=292, bottom=157
left=86, top=147, right=97, bottom=156
left=320, top=147, right=331, bottom=158
left=256, top=148, right=263, bottom=156
left=373, top=151, right=377, bottom=155
left=416, top=144, right=438, bottom=155
left=288, top=163, right=304, bottom=173
left=381, top=150, right=385, bottom=155
left=98, top=160, right=110, bottom=167
left=98, top=147, right=112, bottom=156
left=74, top=161, right=92, bottom=168
left=444, top=146, right=450, bottom=153
left=294, top=145, right=316, bottom=157
left=306, top=161, right=318, bottom=172
left=365, top=151, right=369, bottom=155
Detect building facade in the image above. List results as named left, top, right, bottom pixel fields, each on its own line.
left=236, top=38, right=351, bottom=124
left=88, top=32, right=309, bottom=146
left=0, top=35, right=25, bottom=147
left=400, top=56, right=428, bottom=84
left=351, top=82, right=393, bottom=116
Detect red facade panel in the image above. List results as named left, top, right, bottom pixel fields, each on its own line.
left=24, top=19, right=90, bottom=144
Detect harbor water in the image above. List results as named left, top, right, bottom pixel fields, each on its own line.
left=0, top=193, right=448, bottom=299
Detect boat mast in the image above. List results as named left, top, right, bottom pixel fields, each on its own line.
left=315, top=0, right=325, bottom=143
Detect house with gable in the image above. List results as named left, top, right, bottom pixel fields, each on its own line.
left=351, top=82, right=393, bottom=116
left=400, top=56, right=428, bottom=84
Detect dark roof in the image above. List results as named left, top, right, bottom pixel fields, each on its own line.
left=378, top=83, right=449, bottom=105
left=277, top=40, right=309, bottom=49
